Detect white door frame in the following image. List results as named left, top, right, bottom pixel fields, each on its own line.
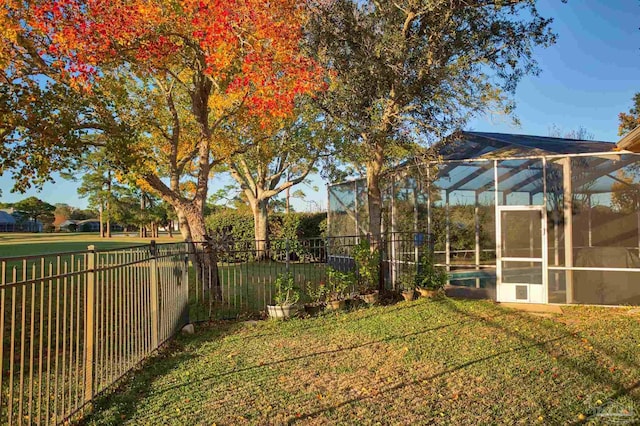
left=496, top=205, right=548, bottom=304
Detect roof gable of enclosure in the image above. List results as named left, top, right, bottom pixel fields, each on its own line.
left=437, top=131, right=615, bottom=160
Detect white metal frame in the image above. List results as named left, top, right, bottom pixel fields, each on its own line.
left=496, top=205, right=548, bottom=303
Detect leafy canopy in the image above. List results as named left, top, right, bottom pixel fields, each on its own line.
left=13, top=196, right=55, bottom=222
left=618, top=92, right=640, bottom=136
left=1, top=0, right=325, bottom=196
left=308, top=0, right=556, bottom=165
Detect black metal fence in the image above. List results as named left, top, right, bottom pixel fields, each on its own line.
left=188, top=232, right=440, bottom=320
left=0, top=233, right=447, bottom=424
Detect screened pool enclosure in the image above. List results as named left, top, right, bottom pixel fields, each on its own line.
left=328, top=132, right=640, bottom=306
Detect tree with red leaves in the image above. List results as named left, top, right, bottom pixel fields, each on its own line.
left=1, top=0, right=325, bottom=299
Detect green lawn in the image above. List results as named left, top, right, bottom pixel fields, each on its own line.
left=0, top=233, right=180, bottom=258
left=83, top=299, right=640, bottom=425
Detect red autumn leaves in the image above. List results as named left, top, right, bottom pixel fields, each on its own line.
left=23, top=0, right=325, bottom=121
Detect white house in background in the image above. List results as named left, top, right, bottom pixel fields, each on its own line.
left=59, top=219, right=79, bottom=232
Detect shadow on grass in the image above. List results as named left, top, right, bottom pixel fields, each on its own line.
left=287, top=299, right=639, bottom=425
left=147, top=315, right=484, bottom=397
left=83, top=298, right=640, bottom=425
left=289, top=334, right=569, bottom=424
left=439, top=300, right=640, bottom=425
left=78, top=322, right=244, bottom=425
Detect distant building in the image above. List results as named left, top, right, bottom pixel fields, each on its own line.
left=59, top=219, right=79, bottom=232
left=0, top=211, right=16, bottom=232
left=0, top=208, right=42, bottom=232
left=77, top=219, right=101, bottom=232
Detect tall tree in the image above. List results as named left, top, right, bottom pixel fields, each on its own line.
left=308, top=0, right=556, bottom=262
left=13, top=196, right=55, bottom=230
left=225, top=102, right=331, bottom=257
left=73, top=148, right=124, bottom=238
left=618, top=92, right=640, bottom=136
left=1, top=0, right=325, bottom=299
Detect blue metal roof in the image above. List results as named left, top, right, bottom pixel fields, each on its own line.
left=438, top=131, right=616, bottom=160
left=0, top=211, right=16, bottom=224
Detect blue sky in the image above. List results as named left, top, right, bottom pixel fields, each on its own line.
left=1, top=0, right=638, bottom=211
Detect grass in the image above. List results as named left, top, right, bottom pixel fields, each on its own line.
left=83, top=298, right=640, bottom=425
left=0, top=233, right=180, bottom=258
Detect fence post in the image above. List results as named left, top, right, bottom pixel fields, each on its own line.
left=149, top=241, right=159, bottom=348
left=285, top=238, right=290, bottom=275
left=84, top=245, right=96, bottom=403
left=372, top=233, right=385, bottom=292
left=182, top=250, right=190, bottom=325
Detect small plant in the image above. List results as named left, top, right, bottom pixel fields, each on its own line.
left=397, top=264, right=417, bottom=290
left=273, top=273, right=300, bottom=306
left=352, top=239, right=380, bottom=294
left=326, top=267, right=354, bottom=301
left=305, top=281, right=329, bottom=305
left=417, top=252, right=448, bottom=291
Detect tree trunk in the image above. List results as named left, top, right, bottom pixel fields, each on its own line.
left=168, top=220, right=173, bottom=238
left=366, top=142, right=385, bottom=292
left=106, top=175, right=112, bottom=238
left=177, top=202, right=222, bottom=302
left=251, top=199, right=269, bottom=261
left=139, top=194, right=146, bottom=238
left=366, top=161, right=384, bottom=249
left=99, top=204, right=104, bottom=238
left=176, top=208, right=191, bottom=241
left=286, top=186, right=290, bottom=215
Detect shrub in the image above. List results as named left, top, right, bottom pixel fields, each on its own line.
left=352, top=240, right=380, bottom=293
left=305, top=281, right=329, bottom=305
left=206, top=210, right=326, bottom=243
left=326, top=267, right=355, bottom=301
left=416, top=252, right=448, bottom=290
left=205, top=209, right=254, bottom=242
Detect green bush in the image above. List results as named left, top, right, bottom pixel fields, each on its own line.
left=206, top=209, right=326, bottom=243
left=352, top=240, right=380, bottom=293
left=270, top=212, right=326, bottom=240
left=416, top=252, right=448, bottom=290
left=205, top=209, right=254, bottom=242
left=326, top=267, right=355, bottom=301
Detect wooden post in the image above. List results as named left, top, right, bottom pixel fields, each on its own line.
left=637, top=194, right=640, bottom=257
left=587, top=194, right=592, bottom=247
left=182, top=249, right=190, bottom=325
left=84, top=245, right=96, bottom=403
left=427, top=166, right=432, bottom=249
left=354, top=180, right=359, bottom=240
left=413, top=185, right=419, bottom=265
left=149, top=241, right=159, bottom=348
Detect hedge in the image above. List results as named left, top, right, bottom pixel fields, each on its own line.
left=205, top=209, right=326, bottom=242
